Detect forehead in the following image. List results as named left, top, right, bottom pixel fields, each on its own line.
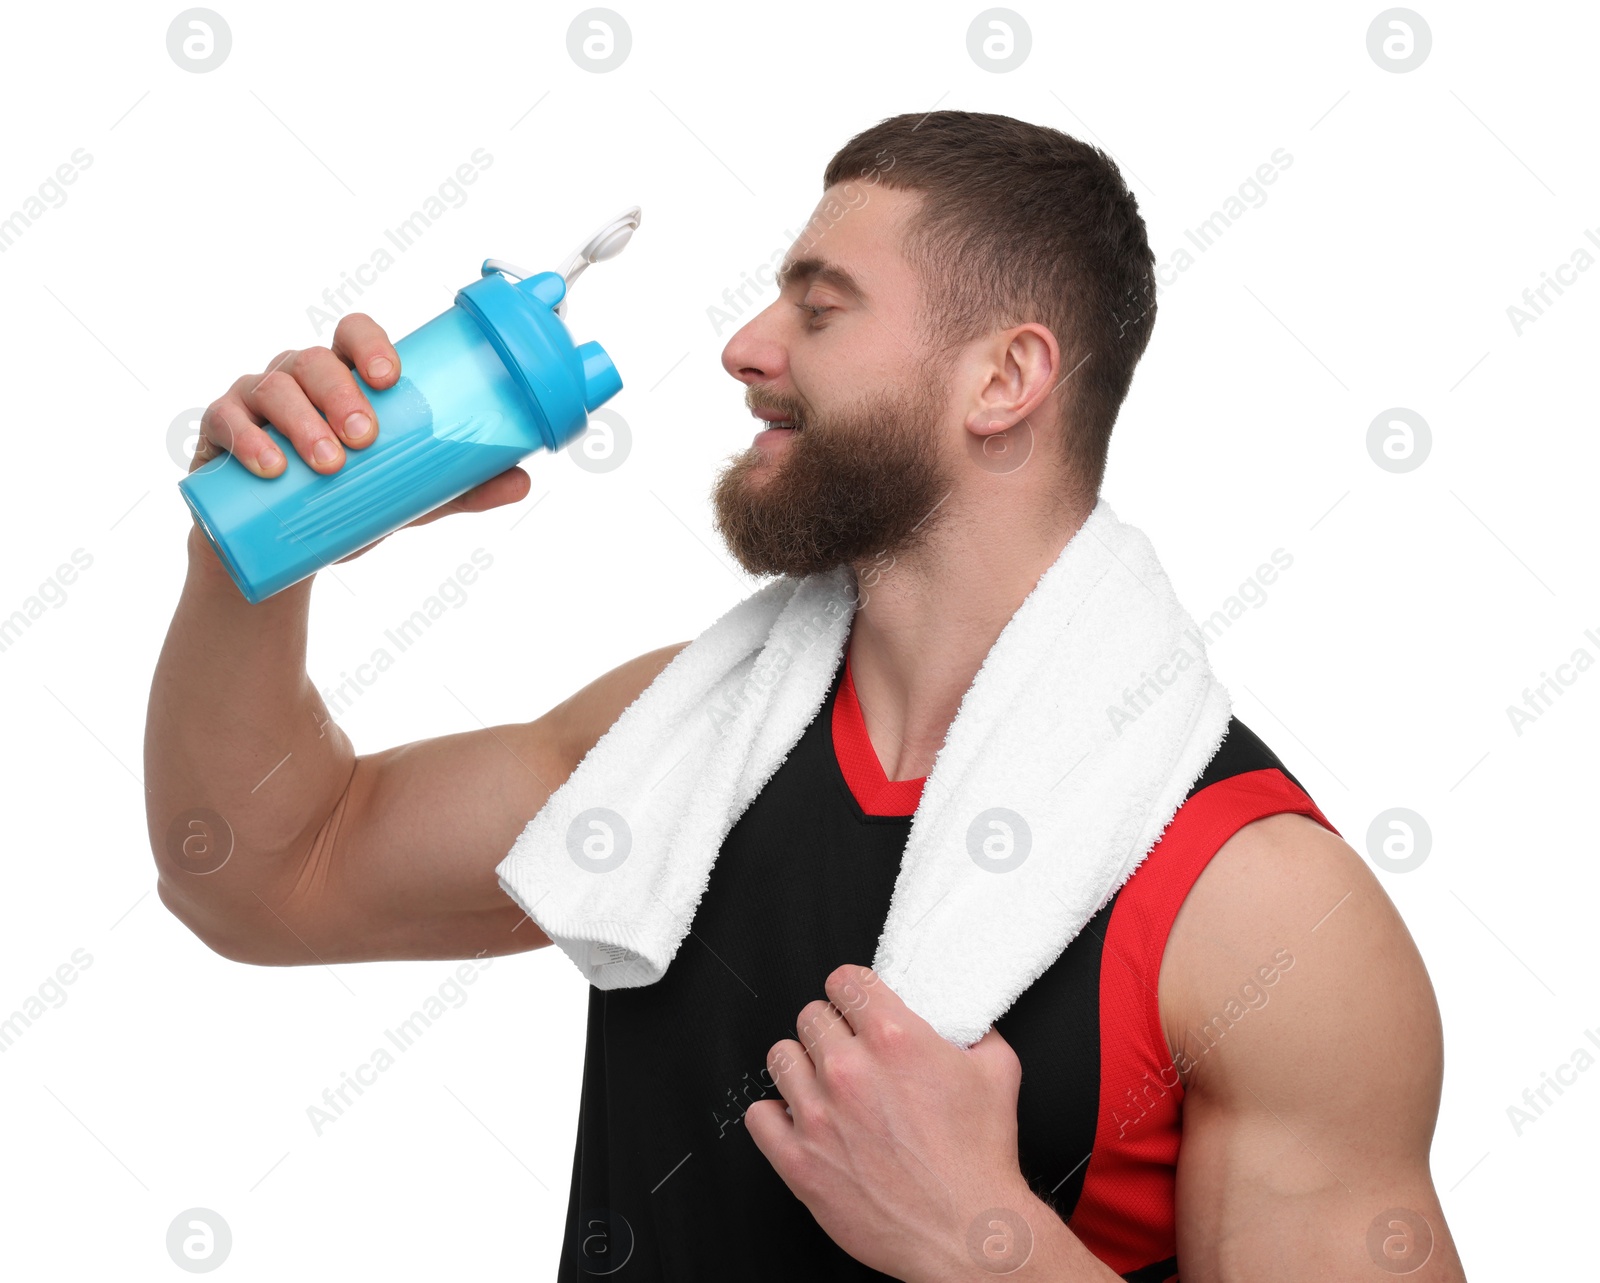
left=775, top=183, right=921, bottom=302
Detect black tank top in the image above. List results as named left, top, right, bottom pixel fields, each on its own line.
left=555, top=648, right=1334, bottom=1280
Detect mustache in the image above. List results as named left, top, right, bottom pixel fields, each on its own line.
left=746, top=392, right=814, bottom=422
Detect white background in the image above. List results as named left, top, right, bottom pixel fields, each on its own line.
left=1, top=0, right=1594, bottom=1277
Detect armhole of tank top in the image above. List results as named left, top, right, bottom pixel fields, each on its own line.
left=1118, top=767, right=1342, bottom=1079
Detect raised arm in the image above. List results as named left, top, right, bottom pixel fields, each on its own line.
left=144, top=313, right=686, bottom=967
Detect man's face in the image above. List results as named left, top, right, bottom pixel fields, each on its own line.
left=712, top=185, right=956, bottom=578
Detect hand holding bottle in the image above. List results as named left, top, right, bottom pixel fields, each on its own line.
left=189, top=313, right=531, bottom=567
left=179, top=210, right=638, bottom=604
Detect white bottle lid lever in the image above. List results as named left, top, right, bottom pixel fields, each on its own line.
left=555, top=205, right=642, bottom=318
left=480, top=204, right=642, bottom=320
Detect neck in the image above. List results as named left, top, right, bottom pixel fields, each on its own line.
left=845, top=495, right=1092, bottom=781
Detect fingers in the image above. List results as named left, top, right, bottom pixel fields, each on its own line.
left=741, top=1092, right=798, bottom=1158
left=332, top=313, right=401, bottom=389
left=399, top=466, right=533, bottom=533
left=822, top=964, right=899, bottom=1040
left=240, top=347, right=373, bottom=474
left=286, top=345, right=383, bottom=451
left=452, top=465, right=533, bottom=512
left=195, top=373, right=274, bottom=477
left=765, top=1037, right=817, bottom=1111
left=196, top=325, right=394, bottom=479
left=796, top=997, right=855, bottom=1059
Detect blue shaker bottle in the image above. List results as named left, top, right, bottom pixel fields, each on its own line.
left=179, top=206, right=642, bottom=604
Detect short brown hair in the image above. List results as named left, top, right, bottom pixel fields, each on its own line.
left=823, top=111, right=1157, bottom=505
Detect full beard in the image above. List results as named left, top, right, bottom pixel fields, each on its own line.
left=711, top=377, right=953, bottom=579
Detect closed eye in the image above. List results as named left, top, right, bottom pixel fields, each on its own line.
left=796, top=303, right=832, bottom=323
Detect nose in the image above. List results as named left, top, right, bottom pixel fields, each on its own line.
left=720, top=304, right=789, bottom=390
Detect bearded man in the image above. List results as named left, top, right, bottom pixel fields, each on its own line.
left=148, top=111, right=1466, bottom=1282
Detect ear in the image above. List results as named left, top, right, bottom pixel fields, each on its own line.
left=962, top=323, right=1061, bottom=440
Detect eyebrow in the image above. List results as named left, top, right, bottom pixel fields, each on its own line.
left=775, top=257, right=869, bottom=304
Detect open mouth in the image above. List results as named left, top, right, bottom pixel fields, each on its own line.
left=753, top=417, right=804, bottom=440
left=750, top=404, right=806, bottom=442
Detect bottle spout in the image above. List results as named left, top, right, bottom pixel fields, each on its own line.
left=576, top=340, right=623, bottom=411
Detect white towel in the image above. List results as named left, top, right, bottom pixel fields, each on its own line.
left=495, top=499, right=1232, bottom=1047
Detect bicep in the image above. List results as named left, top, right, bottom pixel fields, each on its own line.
left=303, top=720, right=568, bottom=962
left=1175, top=1090, right=1453, bottom=1279
left=258, top=641, right=689, bottom=965
left=1166, top=815, right=1469, bottom=1280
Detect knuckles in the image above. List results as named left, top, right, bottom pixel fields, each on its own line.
left=332, top=314, right=396, bottom=364
left=817, top=1047, right=865, bottom=1095
left=872, top=1018, right=909, bottom=1056
left=332, top=312, right=373, bottom=341
left=200, top=406, right=234, bottom=444
left=249, top=368, right=295, bottom=400
left=788, top=1097, right=831, bottom=1136
left=286, top=346, right=337, bottom=379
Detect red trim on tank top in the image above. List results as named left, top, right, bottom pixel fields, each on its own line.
left=1066, top=767, right=1341, bottom=1275
left=831, top=653, right=926, bottom=816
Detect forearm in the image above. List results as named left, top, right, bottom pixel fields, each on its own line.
left=990, top=1193, right=1124, bottom=1282
left=143, top=525, right=355, bottom=933
left=911, top=1185, right=1126, bottom=1283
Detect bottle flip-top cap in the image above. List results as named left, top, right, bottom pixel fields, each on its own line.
left=461, top=205, right=639, bottom=449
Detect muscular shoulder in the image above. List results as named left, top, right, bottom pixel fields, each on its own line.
left=1157, top=811, right=1443, bottom=1101
left=541, top=640, right=691, bottom=772
left=1157, top=814, right=1464, bottom=1275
